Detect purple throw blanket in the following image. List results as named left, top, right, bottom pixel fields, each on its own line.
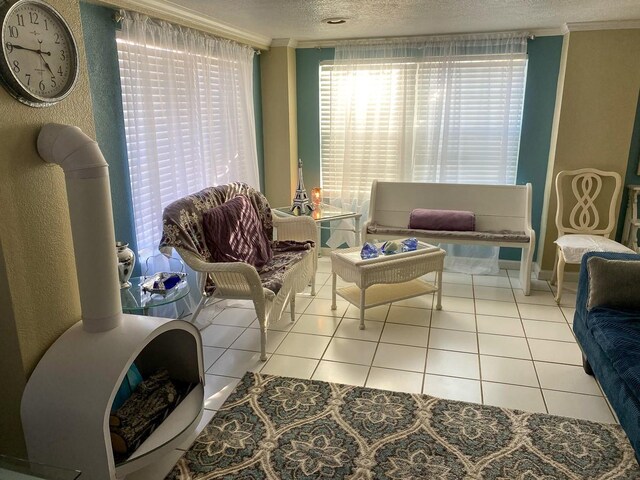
left=409, top=208, right=475, bottom=231
left=202, top=195, right=273, bottom=268
left=159, top=183, right=314, bottom=295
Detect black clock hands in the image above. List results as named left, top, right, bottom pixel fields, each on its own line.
left=40, top=53, right=55, bottom=77
left=10, top=43, right=51, bottom=56
left=11, top=40, right=55, bottom=78
left=35, top=39, right=54, bottom=78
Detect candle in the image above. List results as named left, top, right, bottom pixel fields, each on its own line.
left=311, top=187, right=322, bottom=205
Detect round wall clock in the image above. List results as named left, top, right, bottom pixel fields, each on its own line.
left=0, top=0, right=79, bottom=107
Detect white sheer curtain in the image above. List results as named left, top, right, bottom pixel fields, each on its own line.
left=117, top=12, right=259, bottom=262
left=321, top=33, right=528, bottom=251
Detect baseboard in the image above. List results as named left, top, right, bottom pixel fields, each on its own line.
left=497, top=259, right=521, bottom=270
left=535, top=265, right=580, bottom=282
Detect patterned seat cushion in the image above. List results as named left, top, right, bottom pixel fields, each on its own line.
left=367, top=223, right=530, bottom=243
left=202, top=241, right=313, bottom=296
left=258, top=244, right=312, bottom=294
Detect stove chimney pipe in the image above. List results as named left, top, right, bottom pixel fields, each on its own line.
left=37, top=124, right=122, bottom=332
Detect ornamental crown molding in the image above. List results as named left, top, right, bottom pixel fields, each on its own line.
left=270, top=38, right=299, bottom=48
left=562, top=20, right=640, bottom=34
left=96, top=0, right=272, bottom=49
left=295, top=27, right=564, bottom=49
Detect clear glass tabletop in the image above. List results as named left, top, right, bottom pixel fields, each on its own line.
left=120, top=276, right=190, bottom=313
left=273, top=203, right=361, bottom=222
left=0, top=455, right=80, bottom=480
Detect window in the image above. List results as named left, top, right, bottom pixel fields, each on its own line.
left=320, top=52, right=527, bottom=203
left=117, top=12, right=258, bottom=260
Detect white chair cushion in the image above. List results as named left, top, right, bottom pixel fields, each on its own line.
left=555, top=234, right=634, bottom=263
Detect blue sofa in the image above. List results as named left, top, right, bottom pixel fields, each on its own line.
left=573, top=251, right=640, bottom=458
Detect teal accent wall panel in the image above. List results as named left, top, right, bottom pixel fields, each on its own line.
left=80, top=2, right=265, bottom=273
left=254, top=54, right=266, bottom=192
left=253, top=55, right=264, bottom=192
left=297, top=48, right=335, bottom=192
left=79, top=2, right=140, bottom=273
left=510, top=35, right=564, bottom=260
left=296, top=38, right=564, bottom=259
left=617, top=95, right=640, bottom=242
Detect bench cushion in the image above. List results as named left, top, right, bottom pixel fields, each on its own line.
left=367, top=223, right=530, bottom=243
left=409, top=208, right=475, bottom=231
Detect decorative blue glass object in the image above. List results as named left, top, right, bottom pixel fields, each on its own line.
left=381, top=240, right=400, bottom=255
left=360, top=242, right=379, bottom=259
left=402, top=237, right=418, bottom=252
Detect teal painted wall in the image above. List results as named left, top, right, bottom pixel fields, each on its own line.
left=508, top=36, right=565, bottom=260
left=254, top=54, right=265, bottom=192
left=296, top=37, right=565, bottom=260
left=79, top=2, right=265, bottom=267
left=80, top=2, right=139, bottom=274
left=616, top=94, right=640, bottom=242
left=297, top=48, right=335, bottom=193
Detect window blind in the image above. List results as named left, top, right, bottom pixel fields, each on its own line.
left=116, top=14, right=258, bottom=260
left=320, top=54, right=527, bottom=202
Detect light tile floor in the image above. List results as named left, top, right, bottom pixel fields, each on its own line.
left=139, top=257, right=617, bottom=478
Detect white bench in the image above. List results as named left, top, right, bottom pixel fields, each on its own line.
left=364, top=180, right=536, bottom=295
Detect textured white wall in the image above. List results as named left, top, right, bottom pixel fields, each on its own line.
left=0, top=0, right=96, bottom=456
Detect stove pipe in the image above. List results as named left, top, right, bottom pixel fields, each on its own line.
left=37, top=124, right=122, bottom=332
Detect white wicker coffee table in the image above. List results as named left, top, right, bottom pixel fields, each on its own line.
left=331, top=241, right=446, bottom=330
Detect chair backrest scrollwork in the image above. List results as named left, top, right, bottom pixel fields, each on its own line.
left=555, top=168, right=622, bottom=238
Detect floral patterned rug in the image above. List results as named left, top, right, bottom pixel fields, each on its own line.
left=167, top=372, right=640, bottom=479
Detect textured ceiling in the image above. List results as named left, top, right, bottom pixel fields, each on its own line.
left=166, top=0, right=640, bottom=42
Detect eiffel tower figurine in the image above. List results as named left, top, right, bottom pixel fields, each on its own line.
left=291, top=158, right=314, bottom=214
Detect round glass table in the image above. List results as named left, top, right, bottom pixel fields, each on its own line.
left=120, top=276, right=190, bottom=315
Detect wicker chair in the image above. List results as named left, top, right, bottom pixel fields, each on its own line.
left=159, top=183, right=317, bottom=360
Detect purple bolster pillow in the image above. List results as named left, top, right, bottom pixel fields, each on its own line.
left=409, top=209, right=475, bottom=231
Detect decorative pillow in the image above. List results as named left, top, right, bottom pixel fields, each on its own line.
left=202, top=194, right=272, bottom=268
left=409, top=208, right=475, bottom=231
left=587, top=256, right=640, bottom=310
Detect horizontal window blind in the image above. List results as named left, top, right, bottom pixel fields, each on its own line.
left=116, top=13, right=257, bottom=260
left=320, top=54, right=527, bottom=202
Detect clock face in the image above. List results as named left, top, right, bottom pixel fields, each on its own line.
left=1, top=0, right=78, bottom=106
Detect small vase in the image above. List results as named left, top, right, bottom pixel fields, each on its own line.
left=116, top=242, right=135, bottom=289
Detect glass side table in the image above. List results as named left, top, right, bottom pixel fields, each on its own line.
left=273, top=203, right=362, bottom=246
left=0, top=455, right=80, bottom=480
left=120, top=276, right=190, bottom=316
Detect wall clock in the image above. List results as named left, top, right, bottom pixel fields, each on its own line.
left=0, top=0, right=79, bottom=107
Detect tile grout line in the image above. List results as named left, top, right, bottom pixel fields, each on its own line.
left=362, top=304, right=393, bottom=388
left=307, top=303, right=349, bottom=380
left=206, top=271, right=329, bottom=376
left=259, top=287, right=316, bottom=374
left=512, top=273, right=549, bottom=414
left=202, top=266, right=609, bottom=420
left=421, top=297, right=435, bottom=394
left=203, top=304, right=252, bottom=375
left=211, top=291, right=584, bottom=371
left=472, top=273, right=484, bottom=404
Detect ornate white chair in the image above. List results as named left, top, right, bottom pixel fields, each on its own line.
left=552, top=168, right=633, bottom=303
left=159, top=183, right=317, bottom=360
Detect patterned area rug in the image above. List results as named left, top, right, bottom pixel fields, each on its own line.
left=167, top=372, right=640, bottom=479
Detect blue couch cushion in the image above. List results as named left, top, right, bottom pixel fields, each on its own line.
left=589, top=308, right=640, bottom=407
